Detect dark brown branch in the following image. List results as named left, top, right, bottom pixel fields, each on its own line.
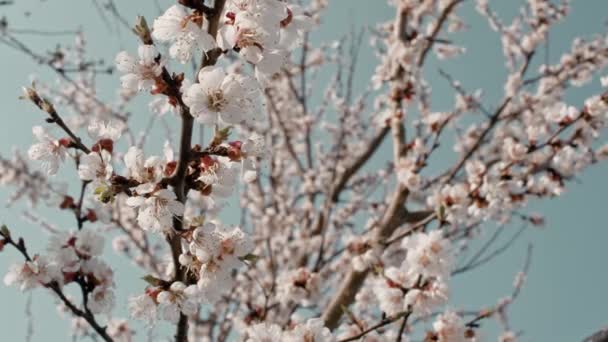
left=169, top=1, right=227, bottom=341
left=22, top=88, right=91, bottom=154
left=321, top=184, right=411, bottom=330
left=338, top=310, right=412, bottom=342
left=76, top=180, right=91, bottom=229
left=417, top=0, right=464, bottom=67
left=330, top=126, right=390, bottom=203
left=436, top=51, right=535, bottom=185
left=453, top=224, right=527, bottom=276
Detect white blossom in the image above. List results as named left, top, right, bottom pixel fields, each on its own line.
left=128, top=292, right=158, bottom=324
left=78, top=150, right=113, bottom=184
left=126, top=189, right=185, bottom=233
left=74, top=227, right=105, bottom=258
left=107, top=319, right=133, bottom=342
left=188, top=223, right=253, bottom=302
left=279, top=4, right=314, bottom=50
left=152, top=5, right=216, bottom=64
left=284, top=318, right=334, bottom=342
left=87, top=118, right=124, bottom=142
left=277, top=267, right=321, bottom=306
left=157, top=281, right=199, bottom=323
left=433, top=310, right=469, bottom=342
left=88, top=286, right=115, bottom=314
left=4, top=256, right=59, bottom=291
left=183, top=66, right=262, bottom=126
left=115, top=45, right=164, bottom=92
left=246, top=322, right=284, bottom=342
left=402, top=230, right=453, bottom=278
left=28, top=126, right=68, bottom=175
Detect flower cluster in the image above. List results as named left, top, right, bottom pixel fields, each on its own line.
left=128, top=222, right=253, bottom=324
left=5, top=227, right=116, bottom=314
left=219, top=0, right=312, bottom=82
left=374, top=230, right=453, bottom=317
left=247, top=318, right=333, bottom=342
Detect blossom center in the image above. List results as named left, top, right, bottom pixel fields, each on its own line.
left=138, top=65, right=158, bottom=80
left=207, top=89, right=227, bottom=112
left=235, top=28, right=264, bottom=51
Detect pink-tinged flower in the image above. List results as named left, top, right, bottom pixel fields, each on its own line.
left=197, top=157, right=239, bottom=198
left=279, top=4, right=314, bottom=50
left=433, top=310, right=468, bottom=342
left=152, top=5, right=216, bottom=64
left=585, top=95, right=608, bottom=117
left=397, top=158, right=422, bottom=190
left=157, top=282, right=199, bottom=323
left=87, top=118, right=124, bottom=142
left=188, top=223, right=253, bottom=303
left=375, top=266, right=417, bottom=316
left=123, top=147, right=163, bottom=184
left=503, top=137, right=528, bottom=161
left=107, top=319, right=133, bottom=342
left=183, top=66, right=262, bottom=125
left=74, top=227, right=105, bottom=258
left=126, top=189, right=185, bottom=233
left=28, top=126, right=68, bottom=176
left=88, top=286, right=115, bottom=314
left=4, top=255, right=59, bottom=291
left=276, top=267, right=321, bottom=306
left=115, top=45, right=164, bottom=92
left=219, top=2, right=287, bottom=78
left=149, top=97, right=177, bottom=117
left=246, top=322, right=284, bottom=342
left=235, top=132, right=266, bottom=183
left=128, top=293, right=158, bottom=324
left=499, top=331, right=517, bottom=342
left=546, top=103, right=578, bottom=123
left=81, top=258, right=115, bottom=289
left=402, top=230, right=453, bottom=278
left=78, top=150, right=113, bottom=184
left=221, top=1, right=285, bottom=58
left=404, top=279, right=449, bottom=317
left=283, top=318, right=333, bottom=342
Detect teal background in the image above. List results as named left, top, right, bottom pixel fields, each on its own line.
left=0, top=0, right=606, bottom=341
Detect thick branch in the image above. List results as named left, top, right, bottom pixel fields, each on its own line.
left=170, top=1, right=226, bottom=341
left=321, top=184, right=411, bottom=330
left=329, top=126, right=390, bottom=203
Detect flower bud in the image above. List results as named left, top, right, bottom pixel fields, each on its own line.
left=133, top=16, right=152, bottom=45
left=21, top=86, right=41, bottom=103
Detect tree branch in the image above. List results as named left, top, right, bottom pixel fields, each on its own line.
left=0, top=229, right=113, bottom=342
left=169, top=1, right=226, bottom=341
left=337, top=310, right=412, bottom=342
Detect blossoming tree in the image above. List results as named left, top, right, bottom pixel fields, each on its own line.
left=1, top=0, right=607, bottom=341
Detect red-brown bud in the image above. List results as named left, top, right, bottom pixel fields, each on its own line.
left=200, top=155, right=217, bottom=170
left=92, top=138, right=114, bottom=153
left=281, top=7, right=293, bottom=28
left=86, top=209, right=98, bottom=223
left=60, top=196, right=75, bottom=210
left=165, top=161, right=177, bottom=177
left=58, top=138, right=73, bottom=148
left=228, top=141, right=243, bottom=161
left=225, top=12, right=236, bottom=25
